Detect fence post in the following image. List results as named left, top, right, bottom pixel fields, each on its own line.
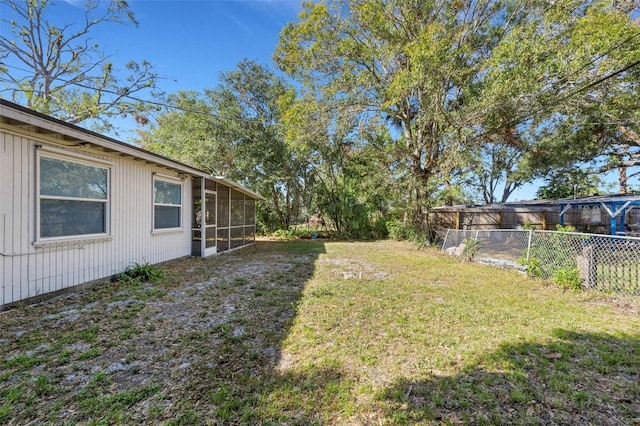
left=442, top=229, right=450, bottom=251
left=526, top=230, right=533, bottom=261
left=589, top=245, right=597, bottom=289
left=475, top=230, right=479, bottom=242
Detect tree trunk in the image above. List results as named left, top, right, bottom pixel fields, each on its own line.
left=619, top=166, right=628, bottom=194
left=270, top=187, right=287, bottom=230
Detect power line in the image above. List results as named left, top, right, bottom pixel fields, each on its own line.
left=470, top=57, right=640, bottom=144
left=2, top=26, right=640, bottom=134
left=467, top=27, right=640, bottom=142
left=557, top=58, right=640, bottom=103
left=553, top=29, right=640, bottom=89
left=0, top=63, right=264, bottom=125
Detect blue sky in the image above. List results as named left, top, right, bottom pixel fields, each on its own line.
left=0, top=0, right=303, bottom=133
left=59, top=0, right=304, bottom=94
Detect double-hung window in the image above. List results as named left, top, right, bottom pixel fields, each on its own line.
left=153, top=177, right=182, bottom=230
left=39, top=155, right=109, bottom=239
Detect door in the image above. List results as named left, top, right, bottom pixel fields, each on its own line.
left=203, top=190, right=217, bottom=256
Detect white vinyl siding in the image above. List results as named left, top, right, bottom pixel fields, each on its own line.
left=1, top=133, right=192, bottom=306
left=153, top=177, right=182, bottom=230
left=0, top=101, right=260, bottom=307
left=38, top=154, right=110, bottom=239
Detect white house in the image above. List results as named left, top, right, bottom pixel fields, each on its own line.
left=0, top=100, right=265, bottom=307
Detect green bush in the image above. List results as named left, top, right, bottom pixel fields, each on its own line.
left=552, top=268, right=583, bottom=292
left=271, top=228, right=336, bottom=240
left=372, top=217, right=389, bottom=239
left=272, top=229, right=296, bottom=239
left=517, top=225, right=587, bottom=292
left=517, top=255, right=543, bottom=278
left=387, top=220, right=414, bottom=241
left=555, top=224, right=577, bottom=233
left=518, top=225, right=583, bottom=280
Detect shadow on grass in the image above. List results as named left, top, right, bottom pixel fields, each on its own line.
left=0, top=239, right=340, bottom=424
left=5, top=240, right=637, bottom=424
left=377, top=329, right=640, bottom=425
left=149, top=239, right=338, bottom=424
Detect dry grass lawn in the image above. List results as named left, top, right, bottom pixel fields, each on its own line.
left=1, top=239, right=639, bottom=425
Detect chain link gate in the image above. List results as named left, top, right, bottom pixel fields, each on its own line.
left=442, top=229, right=640, bottom=295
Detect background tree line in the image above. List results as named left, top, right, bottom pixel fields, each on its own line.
left=2, top=0, right=640, bottom=240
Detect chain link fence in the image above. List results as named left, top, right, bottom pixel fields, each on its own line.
left=441, top=229, right=640, bottom=295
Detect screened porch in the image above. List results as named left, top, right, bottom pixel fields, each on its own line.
left=191, top=177, right=264, bottom=257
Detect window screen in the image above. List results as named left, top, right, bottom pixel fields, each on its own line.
left=39, top=156, right=109, bottom=238
left=154, top=178, right=182, bottom=229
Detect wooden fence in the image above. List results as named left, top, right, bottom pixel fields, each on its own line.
left=430, top=207, right=611, bottom=234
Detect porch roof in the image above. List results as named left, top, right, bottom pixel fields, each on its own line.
left=555, top=194, right=640, bottom=235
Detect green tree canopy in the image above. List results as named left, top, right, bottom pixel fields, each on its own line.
left=276, top=0, right=640, bottom=235
left=276, top=0, right=561, bottom=238
left=140, top=60, right=303, bottom=231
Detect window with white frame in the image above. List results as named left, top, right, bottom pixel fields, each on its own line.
left=153, top=177, right=182, bottom=229
left=39, top=155, right=109, bottom=239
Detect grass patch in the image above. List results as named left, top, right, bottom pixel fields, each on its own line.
left=77, top=347, right=100, bottom=360
left=3, top=354, right=43, bottom=371
left=0, top=240, right=638, bottom=424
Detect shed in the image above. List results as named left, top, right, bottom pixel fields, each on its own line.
left=0, top=100, right=265, bottom=307
left=556, top=194, right=640, bottom=236
left=431, top=195, right=640, bottom=235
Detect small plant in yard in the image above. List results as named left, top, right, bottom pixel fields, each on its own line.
left=77, top=347, right=100, bottom=360
left=0, top=386, right=23, bottom=422
left=113, top=261, right=162, bottom=283
left=556, top=224, right=577, bottom=233
left=518, top=225, right=587, bottom=280
left=518, top=254, right=543, bottom=278
left=462, top=238, right=480, bottom=262
left=35, top=374, right=53, bottom=396
left=552, top=268, right=583, bottom=292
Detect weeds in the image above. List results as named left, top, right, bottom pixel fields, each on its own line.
left=78, top=348, right=100, bottom=360
left=113, top=261, right=162, bottom=283
left=34, top=374, right=53, bottom=396
left=552, top=268, right=583, bottom=292
left=462, top=238, right=480, bottom=262
left=518, top=253, right=543, bottom=278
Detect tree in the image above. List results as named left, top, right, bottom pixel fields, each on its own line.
left=275, top=0, right=553, bottom=239
left=536, top=169, right=603, bottom=200
left=208, top=61, right=303, bottom=230
left=463, top=142, right=524, bottom=204
left=282, top=93, right=398, bottom=237
left=509, top=3, right=640, bottom=195
left=138, top=91, right=224, bottom=174
left=0, top=0, right=161, bottom=132
left=140, top=60, right=302, bottom=231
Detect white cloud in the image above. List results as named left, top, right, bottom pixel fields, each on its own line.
left=63, top=0, right=85, bottom=7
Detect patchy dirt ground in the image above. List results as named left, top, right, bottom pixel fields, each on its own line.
left=0, top=240, right=322, bottom=424
left=1, top=239, right=639, bottom=425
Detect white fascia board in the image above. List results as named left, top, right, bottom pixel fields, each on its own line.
left=0, top=102, right=209, bottom=179
left=213, top=176, right=266, bottom=201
